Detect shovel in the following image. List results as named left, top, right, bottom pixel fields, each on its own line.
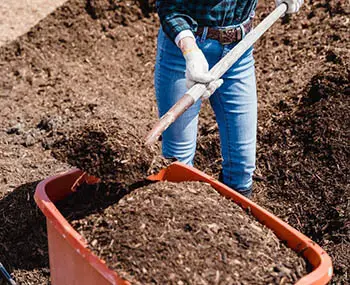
left=145, top=3, right=288, bottom=146
left=0, top=263, right=16, bottom=285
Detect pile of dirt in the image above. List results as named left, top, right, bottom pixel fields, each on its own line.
left=51, top=118, right=169, bottom=185
left=58, top=181, right=307, bottom=284
left=85, top=0, right=155, bottom=23
left=0, top=0, right=159, bottom=282
left=0, top=183, right=50, bottom=285
left=0, top=0, right=161, bottom=191
left=256, top=64, right=350, bottom=282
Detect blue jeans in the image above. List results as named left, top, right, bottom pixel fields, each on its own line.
left=154, top=28, right=257, bottom=195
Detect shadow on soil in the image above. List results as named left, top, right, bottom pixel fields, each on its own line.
left=55, top=180, right=153, bottom=222
left=0, top=179, right=152, bottom=284
left=0, top=182, right=47, bottom=270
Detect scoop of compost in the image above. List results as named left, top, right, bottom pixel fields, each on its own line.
left=58, top=181, right=307, bottom=284
left=51, top=118, right=170, bottom=185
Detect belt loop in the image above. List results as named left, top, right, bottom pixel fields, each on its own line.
left=200, top=27, right=208, bottom=43
left=239, top=23, right=245, bottom=39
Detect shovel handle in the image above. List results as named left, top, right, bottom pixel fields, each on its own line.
left=0, top=263, right=16, bottom=285
left=145, top=3, right=287, bottom=146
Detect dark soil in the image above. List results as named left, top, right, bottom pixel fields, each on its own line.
left=0, top=183, right=50, bottom=285
left=51, top=118, right=169, bottom=185
left=0, top=0, right=349, bottom=283
left=85, top=0, right=156, bottom=23
left=58, top=181, right=307, bottom=285
left=255, top=64, right=350, bottom=282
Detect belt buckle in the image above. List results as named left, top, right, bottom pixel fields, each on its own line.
left=219, top=29, right=233, bottom=45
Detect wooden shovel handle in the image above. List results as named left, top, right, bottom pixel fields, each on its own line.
left=145, top=94, right=195, bottom=145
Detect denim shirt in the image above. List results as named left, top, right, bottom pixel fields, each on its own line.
left=156, top=0, right=258, bottom=42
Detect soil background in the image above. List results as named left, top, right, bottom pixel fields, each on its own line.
left=0, top=0, right=349, bottom=284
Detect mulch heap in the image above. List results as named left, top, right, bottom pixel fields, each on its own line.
left=255, top=64, right=350, bottom=281
left=51, top=117, right=170, bottom=185
left=57, top=181, right=307, bottom=285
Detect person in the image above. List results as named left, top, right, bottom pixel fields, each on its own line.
left=154, top=0, right=303, bottom=197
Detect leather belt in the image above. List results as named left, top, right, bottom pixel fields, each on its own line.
left=196, top=19, right=253, bottom=45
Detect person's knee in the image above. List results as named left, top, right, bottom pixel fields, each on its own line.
left=162, top=140, right=196, bottom=166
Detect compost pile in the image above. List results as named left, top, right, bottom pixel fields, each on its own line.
left=58, top=181, right=307, bottom=284
left=51, top=118, right=169, bottom=185
left=255, top=63, right=350, bottom=280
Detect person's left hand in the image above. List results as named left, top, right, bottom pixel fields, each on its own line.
left=275, top=0, right=304, bottom=14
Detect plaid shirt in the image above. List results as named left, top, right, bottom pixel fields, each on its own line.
left=156, top=0, right=258, bottom=42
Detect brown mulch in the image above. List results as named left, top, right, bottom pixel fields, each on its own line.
left=255, top=63, right=350, bottom=282
left=57, top=181, right=307, bottom=285
left=51, top=118, right=169, bottom=185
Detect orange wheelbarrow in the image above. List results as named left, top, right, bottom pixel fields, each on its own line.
left=34, top=162, right=333, bottom=285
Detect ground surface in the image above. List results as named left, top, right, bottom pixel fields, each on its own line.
left=0, top=0, right=67, bottom=46
left=57, top=181, right=306, bottom=284
left=0, top=0, right=348, bottom=284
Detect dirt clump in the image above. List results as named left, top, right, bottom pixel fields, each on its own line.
left=58, top=181, right=307, bottom=284
left=85, top=0, right=155, bottom=23
left=306, top=65, right=349, bottom=103
left=51, top=118, right=169, bottom=185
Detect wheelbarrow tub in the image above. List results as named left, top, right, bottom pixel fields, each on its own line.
left=34, top=162, right=332, bottom=285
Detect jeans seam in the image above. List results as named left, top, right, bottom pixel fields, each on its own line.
left=219, top=46, right=236, bottom=187
left=215, top=88, right=234, bottom=187
left=155, top=31, right=164, bottom=112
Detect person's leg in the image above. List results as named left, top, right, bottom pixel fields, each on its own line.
left=209, top=46, right=257, bottom=197
left=154, top=29, right=201, bottom=165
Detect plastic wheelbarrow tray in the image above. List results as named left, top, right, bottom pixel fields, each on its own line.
left=34, top=162, right=333, bottom=285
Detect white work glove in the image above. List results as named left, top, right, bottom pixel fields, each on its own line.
left=275, top=0, right=304, bottom=14
left=183, top=48, right=223, bottom=99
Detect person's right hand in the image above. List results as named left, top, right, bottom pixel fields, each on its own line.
left=179, top=38, right=223, bottom=99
